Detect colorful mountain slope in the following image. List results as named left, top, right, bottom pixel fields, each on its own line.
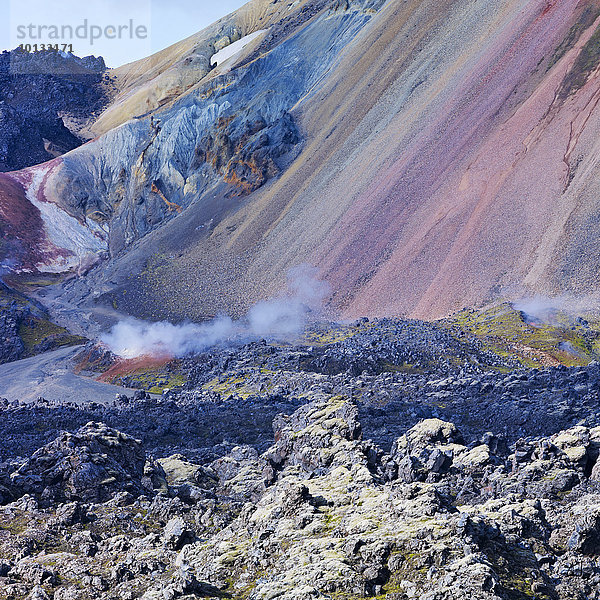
left=3, top=0, right=600, bottom=324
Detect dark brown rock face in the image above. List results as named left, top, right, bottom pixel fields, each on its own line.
left=0, top=49, right=108, bottom=172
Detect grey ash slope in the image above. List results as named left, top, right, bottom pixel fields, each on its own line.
left=8, top=0, right=600, bottom=323
left=5, top=0, right=389, bottom=324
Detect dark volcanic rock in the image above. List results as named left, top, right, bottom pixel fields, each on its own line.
left=4, top=392, right=600, bottom=598
left=10, top=422, right=153, bottom=503
left=265, top=395, right=363, bottom=474
left=0, top=49, right=109, bottom=171
left=0, top=303, right=25, bottom=363
left=0, top=391, right=301, bottom=464
left=5, top=320, right=600, bottom=597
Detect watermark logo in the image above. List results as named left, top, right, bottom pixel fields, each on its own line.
left=16, top=20, right=148, bottom=47
left=7, top=0, right=152, bottom=73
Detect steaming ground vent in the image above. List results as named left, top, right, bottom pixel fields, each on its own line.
left=100, top=265, right=330, bottom=359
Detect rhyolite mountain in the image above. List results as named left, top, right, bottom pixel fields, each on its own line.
left=2, top=0, right=600, bottom=326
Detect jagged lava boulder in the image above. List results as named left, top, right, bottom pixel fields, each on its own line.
left=263, top=394, right=376, bottom=476
left=10, top=422, right=160, bottom=503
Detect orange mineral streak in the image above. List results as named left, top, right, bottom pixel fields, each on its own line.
left=151, top=182, right=182, bottom=214
left=97, top=354, right=174, bottom=382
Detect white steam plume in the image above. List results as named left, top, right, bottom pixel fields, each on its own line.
left=101, top=265, right=330, bottom=359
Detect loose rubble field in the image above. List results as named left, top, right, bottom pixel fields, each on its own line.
left=3, top=311, right=600, bottom=599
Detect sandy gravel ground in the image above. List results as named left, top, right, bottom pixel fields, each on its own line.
left=0, top=346, right=137, bottom=404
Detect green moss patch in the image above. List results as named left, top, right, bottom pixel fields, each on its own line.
left=18, top=316, right=86, bottom=356
left=445, top=302, right=600, bottom=367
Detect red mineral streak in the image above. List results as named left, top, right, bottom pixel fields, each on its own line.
left=0, top=173, right=48, bottom=271
left=10, top=157, right=63, bottom=205
left=0, top=165, right=72, bottom=272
